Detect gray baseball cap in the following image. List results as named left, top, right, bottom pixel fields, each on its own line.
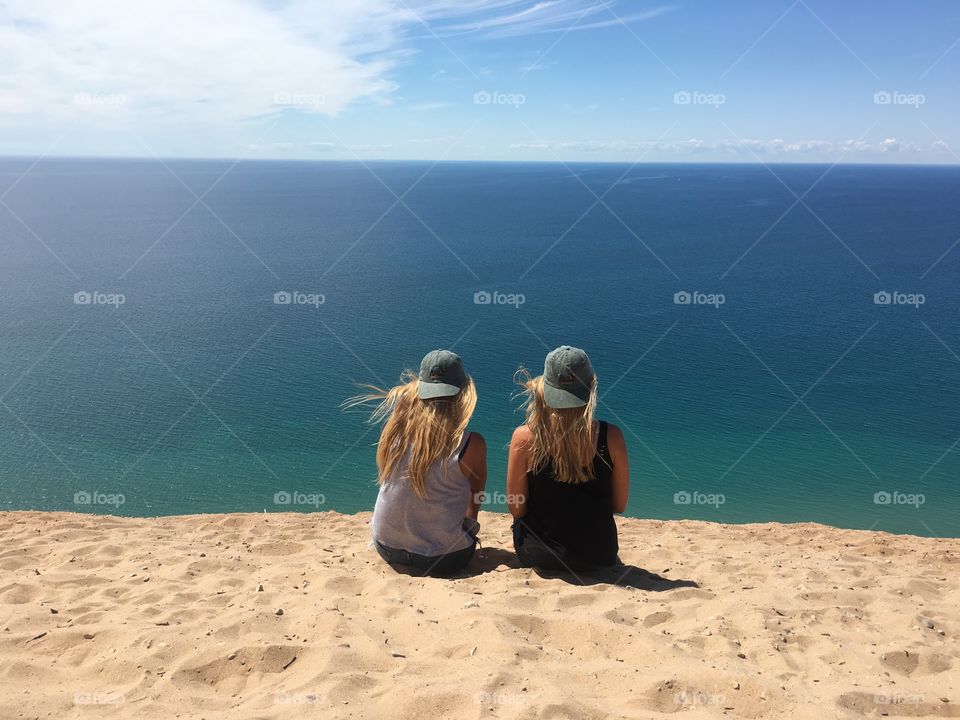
left=543, top=345, right=595, bottom=409
left=417, top=349, right=467, bottom=399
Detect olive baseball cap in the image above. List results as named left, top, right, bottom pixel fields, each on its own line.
left=543, top=345, right=595, bottom=409
left=417, top=349, right=467, bottom=399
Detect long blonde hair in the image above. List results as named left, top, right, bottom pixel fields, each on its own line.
left=517, top=369, right=600, bottom=484
left=345, top=371, right=477, bottom=497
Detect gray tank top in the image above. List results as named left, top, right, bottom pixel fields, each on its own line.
left=371, top=432, right=473, bottom=556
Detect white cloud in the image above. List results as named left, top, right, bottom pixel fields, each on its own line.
left=519, top=59, right=557, bottom=73
left=351, top=143, right=395, bottom=151
left=0, top=1, right=670, bottom=127
left=407, top=135, right=462, bottom=144
left=0, top=0, right=403, bottom=123
left=414, top=1, right=675, bottom=38
left=510, top=137, right=935, bottom=157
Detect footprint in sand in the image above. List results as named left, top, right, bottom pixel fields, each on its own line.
left=0, top=582, right=40, bottom=604
left=250, top=541, right=305, bottom=556
left=642, top=610, right=673, bottom=627
left=881, top=650, right=954, bottom=677
left=837, top=691, right=960, bottom=717
left=881, top=650, right=920, bottom=676
left=602, top=604, right=638, bottom=626
left=173, top=645, right=300, bottom=687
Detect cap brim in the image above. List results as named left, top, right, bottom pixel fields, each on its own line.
left=418, top=381, right=462, bottom=399
left=543, top=382, right=588, bottom=409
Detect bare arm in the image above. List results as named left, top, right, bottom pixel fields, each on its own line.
left=459, top=432, right=487, bottom=520
left=506, top=425, right=530, bottom=518
left=607, top=424, right=630, bottom=513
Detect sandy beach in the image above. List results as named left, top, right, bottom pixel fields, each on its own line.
left=1, top=511, right=957, bottom=719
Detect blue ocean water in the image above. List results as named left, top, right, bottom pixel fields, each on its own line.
left=0, top=159, right=958, bottom=537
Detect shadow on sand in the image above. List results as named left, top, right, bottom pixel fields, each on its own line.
left=532, top=564, right=699, bottom=591
left=386, top=546, right=519, bottom=578
left=385, top=547, right=697, bottom=590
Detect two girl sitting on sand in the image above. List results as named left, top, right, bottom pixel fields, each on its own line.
left=350, top=346, right=630, bottom=574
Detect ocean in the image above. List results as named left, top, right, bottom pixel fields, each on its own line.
left=1, top=158, right=958, bottom=537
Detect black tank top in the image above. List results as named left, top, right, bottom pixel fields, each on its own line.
left=522, top=421, right=618, bottom=567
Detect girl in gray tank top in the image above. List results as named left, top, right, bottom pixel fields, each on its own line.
left=347, top=350, right=487, bottom=575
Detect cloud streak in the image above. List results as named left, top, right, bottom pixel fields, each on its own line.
left=408, top=1, right=674, bottom=38
left=509, top=137, right=926, bottom=155
left=0, top=0, right=669, bottom=126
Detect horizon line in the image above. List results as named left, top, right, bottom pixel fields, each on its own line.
left=1, top=154, right=958, bottom=168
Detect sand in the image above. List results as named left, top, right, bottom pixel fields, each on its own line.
left=0, top=511, right=957, bottom=719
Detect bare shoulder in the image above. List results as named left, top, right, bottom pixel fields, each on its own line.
left=467, top=431, right=486, bottom=450
left=511, top=425, right=533, bottom=454
left=511, top=424, right=532, bottom=445
left=605, top=422, right=626, bottom=449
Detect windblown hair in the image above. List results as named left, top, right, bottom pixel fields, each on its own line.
left=344, top=371, right=477, bottom=498
left=517, top=369, right=599, bottom=484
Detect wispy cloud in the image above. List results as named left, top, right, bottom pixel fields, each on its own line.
left=0, top=0, right=398, bottom=122
left=519, top=59, right=558, bottom=73
left=1, top=0, right=662, bottom=126
left=409, top=1, right=675, bottom=38
left=509, top=137, right=929, bottom=155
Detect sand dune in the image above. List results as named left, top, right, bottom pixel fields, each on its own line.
left=0, top=511, right=957, bottom=719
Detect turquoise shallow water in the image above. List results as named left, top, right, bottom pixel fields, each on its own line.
left=0, top=159, right=958, bottom=537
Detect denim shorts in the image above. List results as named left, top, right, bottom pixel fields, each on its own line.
left=374, top=539, right=476, bottom=575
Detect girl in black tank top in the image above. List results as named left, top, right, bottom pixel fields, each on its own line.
left=508, top=346, right=629, bottom=571
left=514, top=421, right=619, bottom=569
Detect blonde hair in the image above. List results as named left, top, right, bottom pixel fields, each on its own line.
left=517, top=369, right=600, bottom=484
left=345, top=371, right=477, bottom=498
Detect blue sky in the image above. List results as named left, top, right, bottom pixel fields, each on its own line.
left=1, top=0, right=958, bottom=163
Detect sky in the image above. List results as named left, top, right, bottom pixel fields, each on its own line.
left=0, top=0, right=958, bottom=163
